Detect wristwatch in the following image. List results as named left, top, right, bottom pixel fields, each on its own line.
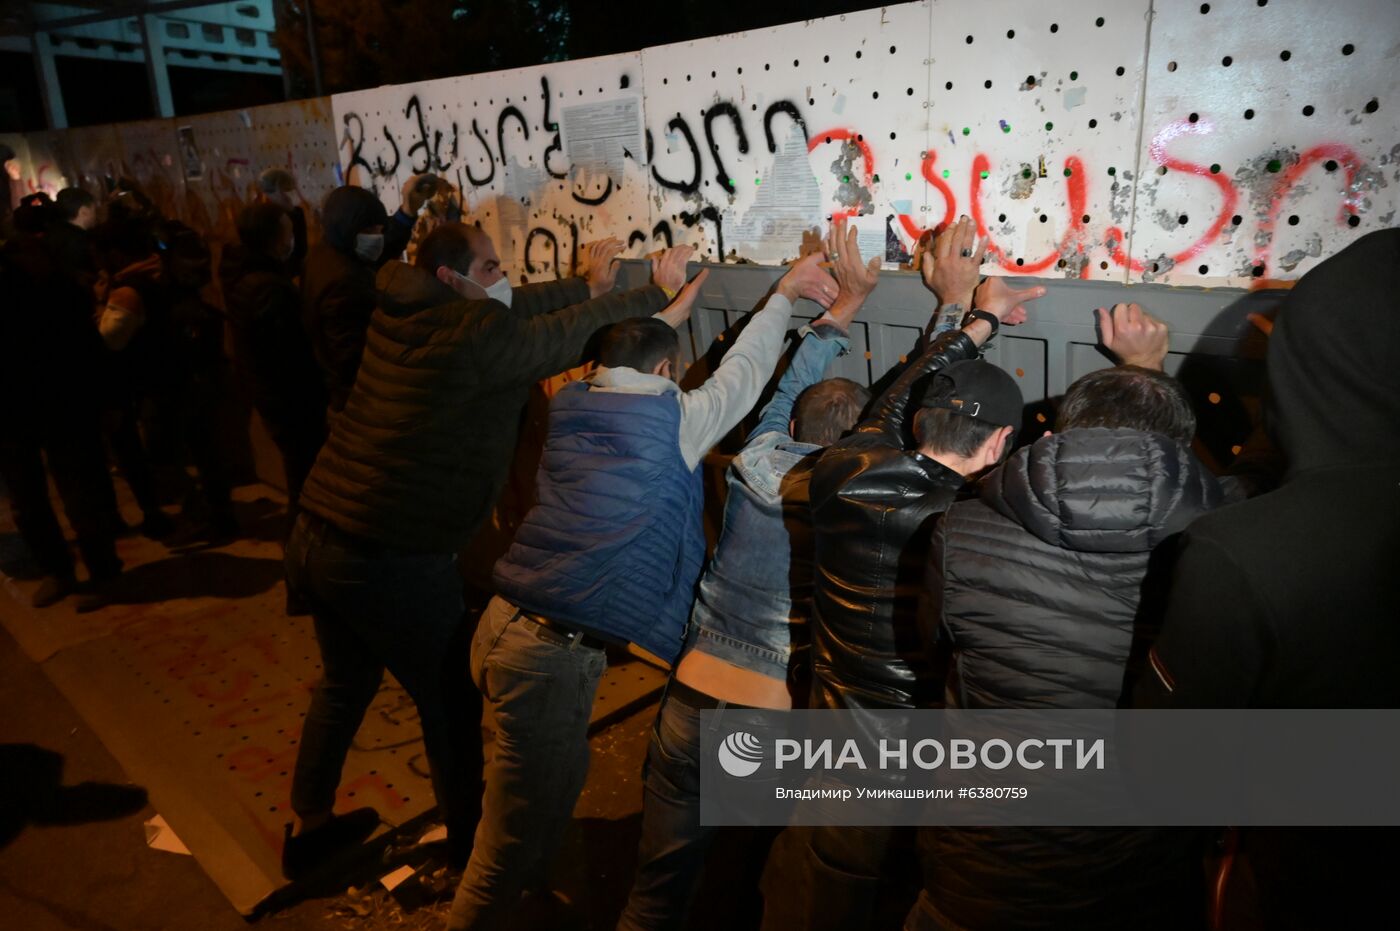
left=962, top=308, right=1000, bottom=338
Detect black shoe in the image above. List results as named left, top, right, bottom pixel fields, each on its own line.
left=281, top=807, right=381, bottom=880
left=140, top=511, right=175, bottom=540
left=31, top=573, right=77, bottom=608
left=74, top=576, right=122, bottom=614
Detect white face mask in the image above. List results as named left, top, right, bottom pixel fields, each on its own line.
left=452, top=269, right=513, bottom=308
left=354, top=232, right=384, bottom=263
left=478, top=273, right=513, bottom=308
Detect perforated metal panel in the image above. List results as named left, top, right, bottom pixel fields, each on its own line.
left=616, top=257, right=1277, bottom=469
left=1123, top=0, right=1400, bottom=286
left=641, top=4, right=933, bottom=264
left=174, top=98, right=339, bottom=243
left=10, top=0, right=1396, bottom=288
left=330, top=53, right=653, bottom=281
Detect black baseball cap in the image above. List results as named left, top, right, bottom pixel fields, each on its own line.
left=920, top=360, right=1024, bottom=427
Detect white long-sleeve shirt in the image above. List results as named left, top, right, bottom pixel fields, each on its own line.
left=587, top=292, right=795, bottom=471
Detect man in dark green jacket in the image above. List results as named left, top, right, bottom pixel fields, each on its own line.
left=280, top=221, right=694, bottom=879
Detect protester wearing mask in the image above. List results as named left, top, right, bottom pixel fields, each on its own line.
left=283, top=223, right=692, bottom=881
left=302, top=176, right=435, bottom=411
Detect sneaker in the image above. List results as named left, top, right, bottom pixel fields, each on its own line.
left=74, top=576, right=122, bottom=614
left=30, top=573, right=77, bottom=608
left=281, top=807, right=381, bottom=880
left=140, top=511, right=176, bottom=540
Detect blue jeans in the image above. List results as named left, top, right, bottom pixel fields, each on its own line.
left=285, top=514, right=480, bottom=854
left=448, top=596, right=606, bottom=931
left=617, top=683, right=782, bottom=931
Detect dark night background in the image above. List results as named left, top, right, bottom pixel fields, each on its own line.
left=275, top=0, right=884, bottom=97
left=0, top=1, right=889, bottom=130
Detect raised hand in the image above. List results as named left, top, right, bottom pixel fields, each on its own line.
left=654, top=268, right=711, bottom=329
left=920, top=215, right=985, bottom=308
left=581, top=238, right=624, bottom=298
left=774, top=251, right=837, bottom=308
left=401, top=173, right=441, bottom=215
left=973, top=275, right=1047, bottom=326
left=818, top=216, right=880, bottom=328
left=650, top=244, right=696, bottom=294
left=1097, top=302, right=1169, bottom=370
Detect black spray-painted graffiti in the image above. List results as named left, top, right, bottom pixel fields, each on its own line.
left=339, top=73, right=814, bottom=274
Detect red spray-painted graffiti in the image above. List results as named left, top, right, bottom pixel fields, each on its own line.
left=807, top=115, right=1367, bottom=281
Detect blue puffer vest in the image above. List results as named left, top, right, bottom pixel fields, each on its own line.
left=493, top=380, right=706, bottom=663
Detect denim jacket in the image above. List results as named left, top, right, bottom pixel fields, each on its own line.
left=682, top=324, right=850, bottom=683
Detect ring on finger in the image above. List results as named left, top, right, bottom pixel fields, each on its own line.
left=960, top=248, right=973, bottom=258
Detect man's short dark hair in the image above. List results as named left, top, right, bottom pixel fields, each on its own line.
left=913, top=407, right=1006, bottom=458
left=599, top=317, right=680, bottom=372
left=416, top=223, right=478, bottom=276
left=55, top=187, right=95, bottom=220
left=793, top=378, right=870, bottom=446
left=1057, top=365, right=1196, bottom=444
left=236, top=202, right=287, bottom=256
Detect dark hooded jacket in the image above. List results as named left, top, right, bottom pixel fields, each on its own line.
left=913, top=427, right=1223, bottom=931
left=296, top=260, right=671, bottom=552
left=936, top=427, right=1224, bottom=709
left=1137, top=227, right=1400, bottom=710
left=1130, top=228, right=1400, bottom=931
left=301, top=186, right=413, bottom=411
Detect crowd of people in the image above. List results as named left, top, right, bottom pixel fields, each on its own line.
left=1, top=164, right=1395, bottom=930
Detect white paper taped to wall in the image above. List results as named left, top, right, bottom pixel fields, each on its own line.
left=560, top=94, right=645, bottom=183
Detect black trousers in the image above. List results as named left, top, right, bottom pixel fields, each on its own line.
left=0, top=414, right=121, bottom=581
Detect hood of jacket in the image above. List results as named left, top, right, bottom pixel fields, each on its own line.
left=1268, top=228, right=1400, bottom=473
left=321, top=186, right=389, bottom=255
left=984, top=427, right=1222, bottom=554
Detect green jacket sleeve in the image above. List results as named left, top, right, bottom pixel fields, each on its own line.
left=477, top=283, right=672, bottom=384
left=510, top=277, right=592, bottom=319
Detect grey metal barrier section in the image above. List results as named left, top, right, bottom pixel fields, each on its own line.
left=615, top=260, right=1287, bottom=466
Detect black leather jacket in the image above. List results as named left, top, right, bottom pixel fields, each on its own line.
left=809, top=327, right=978, bottom=710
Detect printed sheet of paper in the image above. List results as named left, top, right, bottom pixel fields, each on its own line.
left=560, top=95, right=645, bottom=183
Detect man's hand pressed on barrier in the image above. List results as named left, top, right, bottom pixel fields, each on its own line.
left=974, top=276, right=1046, bottom=326
left=651, top=245, right=696, bottom=295
left=1097, top=302, right=1169, bottom=370
left=654, top=268, right=711, bottom=329
left=581, top=238, right=624, bottom=298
